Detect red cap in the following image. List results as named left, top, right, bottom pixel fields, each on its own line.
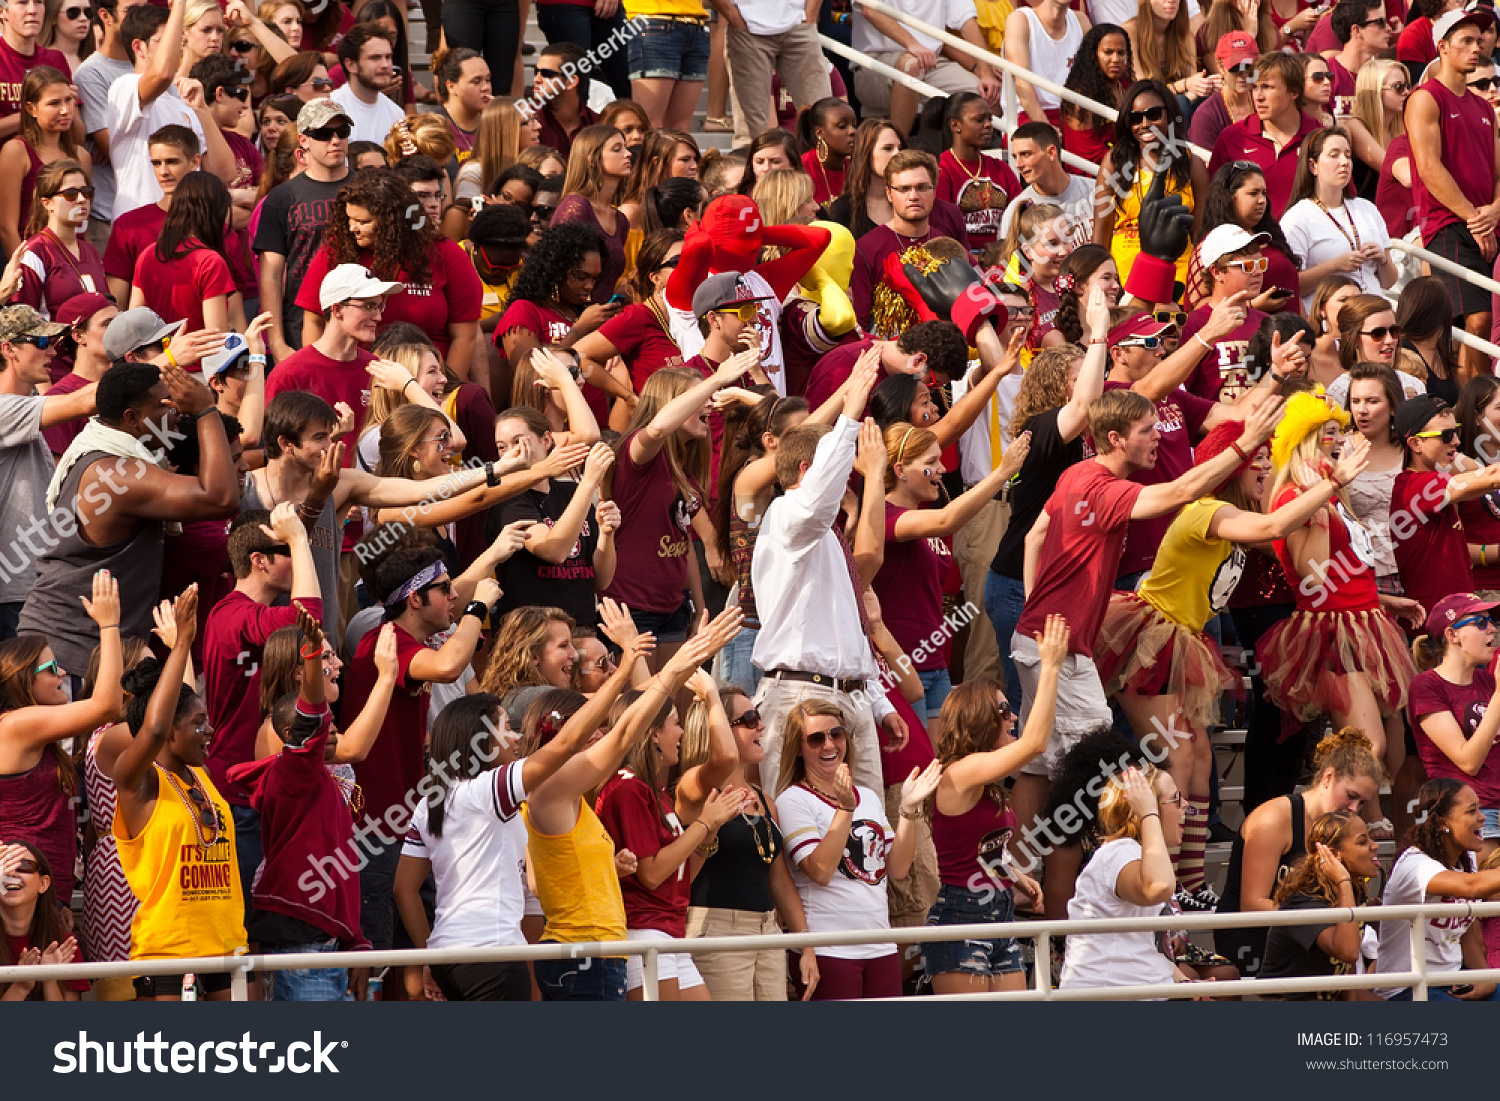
left=1107, top=311, right=1174, bottom=346
left=1215, top=30, right=1259, bottom=69
left=1425, top=593, right=1500, bottom=639
left=1193, top=420, right=1259, bottom=493
left=55, top=292, right=113, bottom=328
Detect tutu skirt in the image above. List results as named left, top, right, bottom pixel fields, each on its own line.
left=1255, top=607, right=1415, bottom=724
left=1095, top=593, right=1241, bottom=733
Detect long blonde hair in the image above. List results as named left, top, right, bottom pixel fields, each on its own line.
left=752, top=168, right=814, bottom=229
left=561, top=124, right=625, bottom=204
left=479, top=605, right=576, bottom=695
left=1267, top=410, right=1355, bottom=517
left=774, top=698, right=854, bottom=796
left=364, top=340, right=437, bottom=444
left=1351, top=59, right=1406, bottom=144
left=679, top=687, right=749, bottom=773
left=374, top=404, right=446, bottom=480
left=609, top=368, right=711, bottom=508
left=471, top=97, right=526, bottom=195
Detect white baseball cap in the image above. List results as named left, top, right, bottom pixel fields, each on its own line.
left=1198, top=224, right=1270, bottom=268
left=1434, top=3, right=1496, bottom=46
left=319, top=263, right=403, bottom=311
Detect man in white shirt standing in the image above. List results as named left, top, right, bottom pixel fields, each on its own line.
left=105, top=0, right=236, bottom=217
left=751, top=348, right=909, bottom=795
left=851, top=0, right=1002, bottom=135
left=711, top=0, right=832, bottom=146
left=330, top=24, right=404, bottom=145
left=75, top=0, right=150, bottom=252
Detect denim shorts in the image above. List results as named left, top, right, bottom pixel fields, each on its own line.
left=627, top=17, right=710, bottom=82
left=534, top=951, right=628, bottom=1001
left=632, top=598, right=692, bottom=642
left=1483, top=808, right=1500, bottom=840
left=920, top=882, right=1023, bottom=977
left=264, top=939, right=349, bottom=1002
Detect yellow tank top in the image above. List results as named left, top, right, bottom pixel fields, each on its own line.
left=113, top=766, right=247, bottom=961
left=1110, top=164, right=1194, bottom=288
left=1137, top=497, right=1244, bottom=632
left=523, top=798, right=627, bottom=948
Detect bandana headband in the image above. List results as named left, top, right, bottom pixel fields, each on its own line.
left=385, top=560, right=447, bottom=611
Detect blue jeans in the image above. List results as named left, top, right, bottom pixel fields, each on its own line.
left=535, top=2, right=632, bottom=99
left=534, top=952, right=627, bottom=1001
left=230, top=804, right=262, bottom=924
left=265, top=940, right=349, bottom=1001
left=627, top=17, right=710, bottom=82
left=983, top=570, right=1025, bottom=716
left=918, top=667, right=952, bottom=721
left=719, top=623, right=762, bottom=696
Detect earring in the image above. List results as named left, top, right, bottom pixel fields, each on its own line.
left=817, top=135, right=829, bottom=163
left=899, top=474, right=907, bottom=482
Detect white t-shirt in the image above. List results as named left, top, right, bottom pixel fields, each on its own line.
left=999, top=175, right=1096, bottom=240
left=777, top=782, right=895, bottom=960
left=105, top=74, right=207, bottom=218
left=330, top=83, right=406, bottom=146
left=1087, top=0, right=1199, bottom=26
left=1059, top=837, right=1177, bottom=990
left=1282, top=197, right=1392, bottom=311
left=401, top=760, right=530, bottom=949
left=670, top=269, right=788, bottom=395
left=853, top=0, right=981, bottom=54
left=737, top=0, right=805, bottom=35
left=1325, top=367, right=1425, bottom=409
left=1375, top=847, right=1472, bottom=999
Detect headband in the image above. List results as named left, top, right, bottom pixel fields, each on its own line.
left=384, top=559, right=447, bottom=613
left=896, top=426, right=917, bottom=466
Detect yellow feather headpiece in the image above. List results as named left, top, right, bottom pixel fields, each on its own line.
left=1270, top=388, right=1350, bottom=470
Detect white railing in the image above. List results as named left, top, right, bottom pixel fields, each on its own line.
left=819, top=34, right=947, bottom=101
left=6, top=900, right=1499, bottom=1002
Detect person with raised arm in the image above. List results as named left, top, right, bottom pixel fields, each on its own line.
left=111, top=585, right=248, bottom=1000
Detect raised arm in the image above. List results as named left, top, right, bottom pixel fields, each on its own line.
left=1133, top=397, right=1282, bottom=519
left=894, top=433, right=1031, bottom=541
left=138, top=0, right=189, bottom=107
left=676, top=665, right=743, bottom=816
left=112, top=586, right=196, bottom=800
left=851, top=415, right=887, bottom=586
left=405, top=578, right=500, bottom=684
left=754, top=223, right=832, bottom=302
left=531, top=346, right=602, bottom=445
left=527, top=443, right=614, bottom=564
left=108, top=368, right=239, bottom=521
left=1057, top=285, right=1112, bottom=440
left=1133, top=293, right=1249, bottom=404
left=331, top=623, right=400, bottom=764
left=933, top=326, right=1025, bottom=451
left=628, top=351, right=752, bottom=468
left=1111, top=767, right=1177, bottom=906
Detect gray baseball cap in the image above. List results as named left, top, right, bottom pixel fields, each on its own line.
left=103, top=308, right=183, bottom=362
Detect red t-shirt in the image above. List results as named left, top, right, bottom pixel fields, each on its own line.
left=1377, top=134, right=1415, bottom=238
left=602, top=428, right=701, bottom=615
left=1327, top=57, right=1357, bottom=119
left=494, top=298, right=611, bottom=427
left=0, top=39, right=68, bottom=120
left=348, top=621, right=430, bottom=823
left=802, top=148, right=845, bottom=205
left=1392, top=469, right=1473, bottom=612
left=1015, top=459, right=1144, bottom=656
left=133, top=243, right=236, bottom=332
left=202, top=590, right=322, bottom=807
left=595, top=770, right=689, bottom=935
left=101, top=201, right=164, bottom=284
left=264, top=343, right=374, bottom=468
left=598, top=303, right=685, bottom=391
left=879, top=681, right=935, bottom=788
left=936, top=149, right=1020, bottom=256
left=1396, top=16, right=1435, bottom=66
left=3, top=933, right=89, bottom=994
left=1409, top=667, right=1500, bottom=808
left=1460, top=491, right=1500, bottom=591
left=294, top=240, right=483, bottom=356
left=1182, top=303, right=1268, bottom=404
left=1273, top=485, right=1380, bottom=613
left=39, top=370, right=88, bottom=456
left=874, top=502, right=952, bottom=671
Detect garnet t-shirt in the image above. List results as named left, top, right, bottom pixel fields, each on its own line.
left=294, top=240, right=483, bottom=357
left=598, top=302, right=685, bottom=392
left=873, top=502, right=951, bottom=671
left=487, top=478, right=601, bottom=625
left=1014, top=458, right=1144, bottom=657
left=101, top=201, right=164, bottom=285
left=601, top=429, right=701, bottom=614
left=0, top=40, right=69, bottom=123
left=264, top=344, right=374, bottom=468
left=1181, top=303, right=1268, bottom=404
left=1409, top=667, right=1500, bottom=808
left=1391, top=469, right=1473, bottom=613
left=133, top=244, right=237, bottom=332
left=495, top=298, right=613, bottom=427
left=1459, top=491, right=1500, bottom=591
left=348, top=621, right=430, bottom=823
left=936, top=149, right=1020, bottom=256
left=849, top=201, right=972, bottom=325
left=595, top=770, right=689, bottom=935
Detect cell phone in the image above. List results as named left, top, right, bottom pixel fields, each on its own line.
left=1450, top=984, right=1475, bottom=996
left=1266, top=287, right=1294, bottom=302
left=607, top=293, right=628, bottom=306
left=470, top=195, right=485, bottom=215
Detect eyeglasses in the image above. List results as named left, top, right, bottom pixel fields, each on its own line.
left=1128, top=105, right=1167, bottom=125
left=730, top=708, right=762, bottom=729
left=420, top=429, right=452, bottom=447
left=889, top=182, right=933, bottom=195
left=1118, top=335, right=1164, bottom=349
left=52, top=185, right=94, bottom=201
left=1361, top=325, right=1402, bottom=341
left=345, top=298, right=385, bottom=314
left=1306, top=69, right=1332, bottom=83
left=1410, top=426, right=1460, bottom=444
left=228, top=38, right=256, bottom=53
left=1153, top=310, right=1188, bottom=327
left=805, top=726, right=848, bottom=747
left=1451, top=613, right=1496, bottom=631
left=1227, top=256, right=1270, bottom=273
left=223, top=85, right=250, bottom=101
left=302, top=122, right=350, bottom=142
left=1471, top=76, right=1498, bottom=92
left=305, top=76, right=335, bottom=91
left=1229, top=61, right=1254, bottom=75
left=34, top=658, right=60, bottom=675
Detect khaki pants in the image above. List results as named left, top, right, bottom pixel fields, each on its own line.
left=952, top=498, right=1007, bottom=687
left=753, top=675, right=883, bottom=796
left=883, top=783, right=939, bottom=928
left=686, top=907, right=787, bottom=1001
left=726, top=23, right=832, bottom=146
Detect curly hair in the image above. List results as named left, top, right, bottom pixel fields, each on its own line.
left=508, top=220, right=607, bottom=305
left=383, top=112, right=457, bottom=166
left=1064, top=24, right=1133, bottom=133
left=1052, top=244, right=1114, bottom=343
left=1403, top=777, right=1474, bottom=870
left=478, top=605, right=576, bottom=696
left=898, top=319, right=969, bottom=383
left=321, top=168, right=435, bottom=286
left=1042, top=725, right=1146, bottom=847
left=1273, top=810, right=1372, bottom=906
left=1010, top=344, right=1087, bottom=436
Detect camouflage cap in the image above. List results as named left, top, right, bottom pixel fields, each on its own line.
left=0, top=305, right=67, bottom=344
left=297, top=97, right=351, bottom=133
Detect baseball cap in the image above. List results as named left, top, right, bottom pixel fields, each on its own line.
left=1198, top=223, right=1271, bottom=268
left=1215, top=30, right=1259, bottom=69
left=202, top=331, right=250, bottom=377
left=1434, top=3, right=1496, bottom=44
left=0, top=304, right=67, bottom=345
left=1107, top=311, right=1174, bottom=346
left=103, top=308, right=183, bottom=362
left=319, top=263, right=403, bottom=311
left=691, top=270, right=770, bottom=319
left=1393, top=394, right=1449, bottom=441
left=1425, top=592, right=1500, bottom=638
left=54, top=292, right=113, bottom=329
left=296, top=97, right=351, bottom=133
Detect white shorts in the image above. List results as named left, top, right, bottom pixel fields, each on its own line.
left=624, top=928, right=706, bottom=992
left=1011, top=630, right=1112, bottom=778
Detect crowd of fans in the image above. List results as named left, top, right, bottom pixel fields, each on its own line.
left=3, top=0, right=1500, bottom=1005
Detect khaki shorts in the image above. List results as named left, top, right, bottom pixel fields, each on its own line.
left=883, top=782, right=939, bottom=928
left=1011, top=631, right=1112, bottom=778
left=853, top=52, right=980, bottom=113
left=686, top=907, right=787, bottom=1002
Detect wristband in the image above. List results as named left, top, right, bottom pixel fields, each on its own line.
left=164, top=346, right=178, bottom=368
left=1269, top=369, right=1287, bottom=385
left=462, top=601, right=489, bottom=621
left=248, top=353, right=267, bottom=365
left=300, top=643, right=323, bottom=660
left=1140, top=811, right=1160, bottom=821
left=403, top=378, right=418, bottom=394
left=1484, top=545, right=1490, bottom=568
left=1193, top=332, right=1213, bottom=352
left=485, top=460, right=500, bottom=487
left=97, top=622, right=120, bottom=629
left=1230, top=442, right=1249, bottom=461
left=1087, top=336, right=1106, bottom=345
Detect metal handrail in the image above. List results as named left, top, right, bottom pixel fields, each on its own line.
left=7, top=900, right=1498, bottom=1002
left=819, top=34, right=946, bottom=100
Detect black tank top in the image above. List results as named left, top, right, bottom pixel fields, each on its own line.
left=689, top=786, right=783, bottom=913
left=1218, top=791, right=1306, bottom=914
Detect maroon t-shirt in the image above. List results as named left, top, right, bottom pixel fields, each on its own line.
left=1182, top=303, right=1268, bottom=403
left=101, top=202, right=164, bottom=284
left=39, top=370, right=88, bottom=456
left=1392, top=469, right=1473, bottom=611
left=133, top=243, right=237, bottom=332
left=264, top=344, right=374, bottom=468
left=936, top=149, right=1020, bottom=257
left=1409, top=667, right=1500, bottom=808
left=0, top=39, right=69, bottom=120
left=595, top=770, right=689, bottom=935
left=1327, top=56, right=1357, bottom=119
left=202, top=590, right=322, bottom=806
left=780, top=296, right=858, bottom=399
left=878, top=681, right=934, bottom=788
left=803, top=334, right=877, bottom=412
left=850, top=201, right=972, bottom=327
left=601, top=428, right=701, bottom=615
left=14, top=231, right=107, bottom=382
left=873, top=502, right=952, bottom=672
left=160, top=518, right=234, bottom=667
left=1015, top=459, right=1144, bottom=657
left=599, top=302, right=685, bottom=391
left=1377, top=133, right=1415, bottom=238
left=494, top=298, right=611, bottom=427
left=348, top=621, right=430, bottom=822
left=1208, top=112, right=1320, bottom=220
left=1460, top=491, right=1500, bottom=591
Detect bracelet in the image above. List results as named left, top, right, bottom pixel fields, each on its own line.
left=248, top=353, right=267, bottom=365
left=1334, top=878, right=1352, bottom=886
left=462, top=601, right=489, bottom=621
left=1230, top=442, right=1249, bottom=461
left=164, top=346, right=178, bottom=368
left=299, top=499, right=324, bottom=516
left=402, top=378, right=418, bottom=394
left=1484, top=544, right=1490, bottom=568
left=1087, top=336, right=1106, bottom=345
left=484, top=460, right=500, bottom=487
left=1140, top=811, right=1160, bottom=821
left=97, top=622, right=120, bottom=629
left=899, top=806, right=923, bottom=821
left=695, top=837, right=719, bottom=859
left=1193, top=333, right=1213, bottom=352
left=299, top=643, right=322, bottom=660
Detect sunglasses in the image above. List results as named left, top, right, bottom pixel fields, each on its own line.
left=62, top=3, right=86, bottom=15
left=14, top=334, right=54, bottom=349
left=656, top=256, right=681, bottom=271
left=1451, top=613, right=1496, bottom=631
left=805, top=725, right=848, bottom=747
left=1361, top=325, right=1402, bottom=341
left=1128, top=105, right=1166, bottom=125
left=536, top=67, right=565, bottom=80
left=306, top=76, right=334, bottom=91
left=585, top=652, right=616, bottom=673
left=53, top=185, right=94, bottom=201
left=228, top=38, right=256, bottom=53
left=184, top=782, right=218, bottom=828
left=1306, top=69, right=1332, bottom=83
left=13, top=858, right=38, bottom=875
left=1385, top=80, right=1411, bottom=94
left=716, top=304, right=761, bottom=321
left=1118, top=335, right=1164, bottom=349
left=1153, top=310, right=1188, bottom=327
left=1471, top=76, right=1498, bottom=92
left=419, top=579, right=453, bottom=597
left=1410, top=427, right=1460, bottom=444
left=1228, top=61, right=1254, bottom=75
left=303, top=122, right=351, bottom=141
left=1227, top=256, right=1269, bottom=273
left=34, top=658, right=60, bottom=675
left=420, top=429, right=453, bottom=447
left=1355, top=16, right=1386, bottom=26
left=223, top=85, right=250, bottom=101
left=258, top=543, right=292, bottom=558
left=730, top=708, right=762, bottom=729
left=1161, top=791, right=1184, bottom=807
left=531, top=203, right=556, bottom=221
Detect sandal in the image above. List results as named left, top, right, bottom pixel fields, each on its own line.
left=1367, top=816, right=1395, bottom=841
left=703, top=115, right=734, bottom=133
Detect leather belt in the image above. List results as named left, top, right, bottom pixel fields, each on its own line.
left=768, top=668, right=864, bottom=694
